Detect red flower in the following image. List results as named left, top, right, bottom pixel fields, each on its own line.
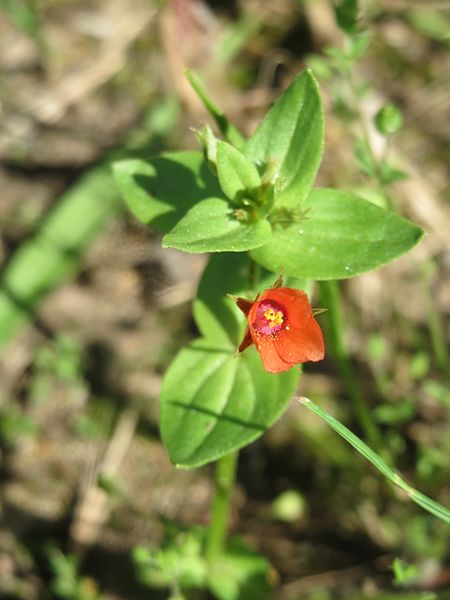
left=230, top=280, right=325, bottom=374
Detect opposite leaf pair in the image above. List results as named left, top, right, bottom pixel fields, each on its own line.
left=114, top=70, right=423, bottom=281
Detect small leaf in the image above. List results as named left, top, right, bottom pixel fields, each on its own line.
left=208, top=537, right=272, bottom=600
left=112, top=151, right=222, bottom=232
left=347, top=32, right=371, bottom=59
left=380, top=163, right=408, bottom=185
left=184, top=69, right=246, bottom=151
left=333, top=0, right=359, bottom=34
left=216, top=141, right=261, bottom=203
left=246, top=70, right=324, bottom=208
left=251, top=188, right=424, bottom=280
left=354, top=138, right=377, bottom=177
left=162, top=198, right=271, bottom=253
left=375, top=103, right=403, bottom=136
left=133, top=527, right=207, bottom=590
left=160, top=339, right=300, bottom=468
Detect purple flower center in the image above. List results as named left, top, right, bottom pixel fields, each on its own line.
left=252, top=300, right=286, bottom=336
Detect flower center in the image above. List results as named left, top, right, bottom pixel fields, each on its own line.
left=252, top=300, right=286, bottom=336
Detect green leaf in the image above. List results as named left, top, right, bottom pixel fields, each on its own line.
left=392, top=558, right=419, bottom=586
left=193, top=254, right=251, bottom=347
left=347, top=32, right=371, bottom=59
left=160, top=339, right=300, bottom=468
left=354, top=138, right=377, bottom=177
left=208, top=537, right=272, bottom=600
left=162, top=198, right=271, bottom=253
left=251, top=188, right=424, bottom=280
left=333, top=0, right=359, bottom=34
left=380, top=163, right=408, bottom=185
left=299, top=397, right=450, bottom=524
left=184, top=69, right=246, bottom=151
left=246, top=70, right=324, bottom=208
left=133, top=526, right=207, bottom=590
left=112, top=151, right=222, bottom=233
left=216, top=141, right=261, bottom=203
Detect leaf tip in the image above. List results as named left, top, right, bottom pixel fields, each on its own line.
left=298, top=396, right=311, bottom=406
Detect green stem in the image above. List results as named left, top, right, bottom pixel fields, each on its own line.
left=420, top=267, right=450, bottom=376
left=206, top=451, right=238, bottom=564
left=319, top=280, right=382, bottom=449
left=184, top=69, right=246, bottom=152
left=345, top=64, right=392, bottom=209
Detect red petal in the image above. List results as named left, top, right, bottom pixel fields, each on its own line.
left=250, top=332, right=293, bottom=373
left=254, top=287, right=325, bottom=367
left=275, top=317, right=325, bottom=364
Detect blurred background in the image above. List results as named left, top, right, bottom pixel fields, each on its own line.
left=0, top=0, right=449, bottom=598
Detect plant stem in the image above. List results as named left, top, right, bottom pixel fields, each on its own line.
left=426, top=303, right=449, bottom=376
left=206, top=451, right=238, bottom=564
left=345, top=63, right=392, bottom=209
left=319, top=280, right=382, bottom=449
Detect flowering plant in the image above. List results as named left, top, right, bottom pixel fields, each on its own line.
left=111, top=65, right=449, bottom=600
left=114, top=69, right=423, bottom=467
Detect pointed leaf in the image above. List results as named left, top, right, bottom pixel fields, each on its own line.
left=216, top=141, right=261, bottom=203
left=112, top=151, right=222, bottom=232
left=246, top=70, right=324, bottom=208
left=251, top=188, right=424, bottom=280
left=162, top=198, right=271, bottom=253
left=185, top=69, right=246, bottom=151
left=333, top=0, right=359, bottom=35
left=160, top=339, right=300, bottom=468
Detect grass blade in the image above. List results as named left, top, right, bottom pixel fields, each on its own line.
left=298, top=396, right=450, bottom=524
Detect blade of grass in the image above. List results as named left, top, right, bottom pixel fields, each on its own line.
left=0, top=97, right=175, bottom=354
left=0, top=165, right=121, bottom=353
left=0, top=0, right=47, bottom=60
left=319, top=280, right=382, bottom=450
left=184, top=69, right=246, bottom=152
left=298, top=396, right=450, bottom=524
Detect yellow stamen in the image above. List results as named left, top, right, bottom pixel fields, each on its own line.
left=264, top=308, right=284, bottom=328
